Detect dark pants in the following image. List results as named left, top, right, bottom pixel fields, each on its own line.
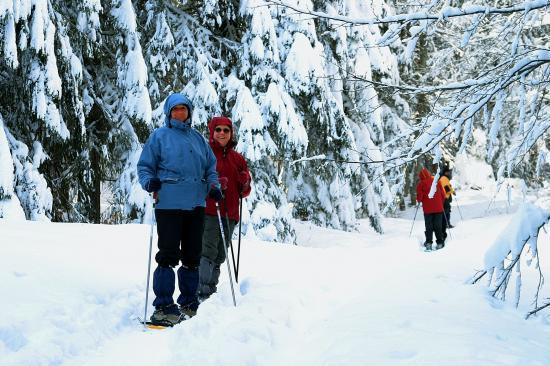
left=155, top=207, right=204, bottom=268
left=424, top=212, right=444, bottom=244
left=152, top=207, right=205, bottom=310
left=198, top=215, right=236, bottom=298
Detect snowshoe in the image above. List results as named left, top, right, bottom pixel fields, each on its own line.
left=144, top=319, right=174, bottom=329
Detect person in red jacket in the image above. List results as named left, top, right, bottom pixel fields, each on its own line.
left=416, top=168, right=446, bottom=250
left=198, top=116, right=252, bottom=300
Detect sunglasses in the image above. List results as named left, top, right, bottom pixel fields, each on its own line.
left=215, top=127, right=231, bottom=133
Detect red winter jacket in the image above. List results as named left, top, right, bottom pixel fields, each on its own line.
left=416, top=168, right=445, bottom=214
left=205, top=117, right=252, bottom=222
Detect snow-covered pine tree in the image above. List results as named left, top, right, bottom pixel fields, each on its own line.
left=257, top=1, right=355, bottom=232
left=269, top=0, right=549, bottom=207
left=315, top=0, right=408, bottom=230
left=96, top=0, right=155, bottom=224
left=232, top=0, right=305, bottom=242
left=10, top=0, right=545, bottom=243
left=0, top=1, right=76, bottom=221
left=0, top=112, right=26, bottom=219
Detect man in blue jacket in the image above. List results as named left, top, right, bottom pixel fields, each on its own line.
left=138, top=92, right=222, bottom=325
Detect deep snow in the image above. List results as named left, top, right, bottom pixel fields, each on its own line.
left=1, top=188, right=550, bottom=366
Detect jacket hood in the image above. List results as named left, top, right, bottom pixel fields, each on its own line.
left=163, top=93, right=193, bottom=127
left=208, top=116, right=236, bottom=149
left=418, top=168, right=432, bottom=180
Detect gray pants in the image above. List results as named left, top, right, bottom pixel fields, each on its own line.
left=198, top=215, right=236, bottom=298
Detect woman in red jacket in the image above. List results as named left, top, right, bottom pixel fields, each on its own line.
left=198, top=116, right=252, bottom=299
left=416, top=168, right=446, bottom=250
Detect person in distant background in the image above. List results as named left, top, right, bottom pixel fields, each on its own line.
left=416, top=168, right=446, bottom=251
left=137, top=92, right=223, bottom=326
left=439, top=166, right=455, bottom=231
left=198, top=116, right=251, bottom=301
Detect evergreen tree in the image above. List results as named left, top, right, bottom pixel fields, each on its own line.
left=1, top=1, right=73, bottom=221
left=4, top=0, right=545, bottom=242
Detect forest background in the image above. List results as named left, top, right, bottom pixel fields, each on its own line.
left=0, top=0, right=548, bottom=243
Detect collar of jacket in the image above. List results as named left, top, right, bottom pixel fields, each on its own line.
left=210, top=140, right=232, bottom=156
left=168, top=118, right=191, bottom=131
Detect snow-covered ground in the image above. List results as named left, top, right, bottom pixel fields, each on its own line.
left=2, top=187, right=550, bottom=366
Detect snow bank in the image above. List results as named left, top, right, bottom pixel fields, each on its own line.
left=2, top=197, right=550, bottom=365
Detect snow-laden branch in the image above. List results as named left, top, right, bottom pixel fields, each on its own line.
left=408, top=51, right=550, bottom=159
left=351, top=51, right=549, bottom=94
left=295, top=0, right=548, bottom=185
left=266, top=0, right=549, bottom=25
left=470, top=203, right=550, bottom=317
left=290, top=154, right=326, bottom=166
left=283, top=154, right=401, bottom=167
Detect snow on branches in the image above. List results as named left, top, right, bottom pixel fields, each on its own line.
left=470, top=203, right=550, bottom=318
left=269, top=0, right=550, bottom=186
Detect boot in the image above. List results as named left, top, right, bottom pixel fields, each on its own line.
left=436, top=242, right=445, bottom=250
left=150, top=303, right=183, bottom=326
left=424, top=242, right=432, bottom=251
left=179, top=303, right=197, bottom=319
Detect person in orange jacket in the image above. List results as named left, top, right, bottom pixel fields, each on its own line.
left=439, top=166, right=455, bottom=229
left=416, top=168, right=447, bottom=250
left=198, top=116, right=252, bottom=300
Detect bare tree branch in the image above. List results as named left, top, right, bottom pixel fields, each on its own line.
left=526, top=300, right=550, bottom=319
left=469, top=269, right=488, bottom=284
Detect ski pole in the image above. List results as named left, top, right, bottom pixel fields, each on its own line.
left=236, top=196, right=243, bottom=283
left=409, top=203, right=420, bottom=238
left=453, top=194, right=464, bottom=221
left=143, top=193, right=156, bottom=327
left=223, top=198, right=238, bottom=283
left=215, top=202, right=237, bottom=307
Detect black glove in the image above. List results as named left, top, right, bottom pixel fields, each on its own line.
left=145, top=177, right=162, bottom=193
left=208, top=186, right=223, bottom=202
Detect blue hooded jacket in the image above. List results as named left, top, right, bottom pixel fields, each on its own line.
left=137, top=93, right=219, bottom=209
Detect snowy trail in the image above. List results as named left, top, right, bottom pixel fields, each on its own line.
left=2, top=192, right=550, bottom=365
